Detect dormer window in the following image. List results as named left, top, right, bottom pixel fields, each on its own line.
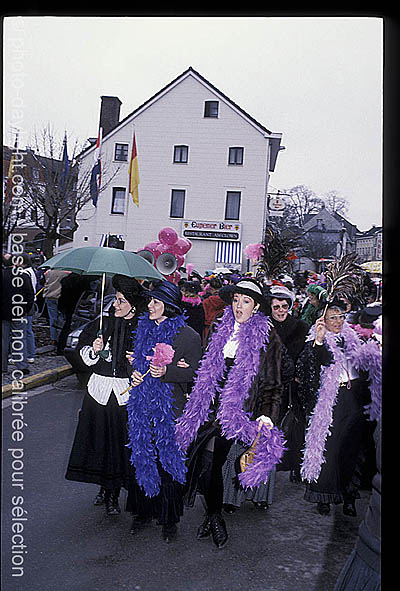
left=204, top=101, right=219, bottom=118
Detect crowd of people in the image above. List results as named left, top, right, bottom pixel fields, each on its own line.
left=2, top=253, right=382, bottom=586
left=60, top=264, right=381, bottom=549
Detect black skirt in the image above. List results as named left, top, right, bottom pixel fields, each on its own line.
left=304, top=378, right=372, bottom=505
left=126, top=463, right=184, bottom=526
left=65, top=391, right=130, bottom=490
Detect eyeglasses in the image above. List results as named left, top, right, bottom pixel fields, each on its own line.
left=328, top=314, right=345, bottom=321
left=272, top=303, right=289, bottom=311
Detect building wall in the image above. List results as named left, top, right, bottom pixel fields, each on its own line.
left=74, top=74, right=274, bottom=274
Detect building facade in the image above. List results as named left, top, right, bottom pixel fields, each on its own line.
left=73, top=67, right=283, bottom=275
left=355, top=225, right=382, bottom=262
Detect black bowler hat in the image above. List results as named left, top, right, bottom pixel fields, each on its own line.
left=146, top=280, right=183, bottom=312
left=219, top=278, right=268, bottom=314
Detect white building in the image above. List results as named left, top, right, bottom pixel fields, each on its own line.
left=73, top=67, right=283, bottom=275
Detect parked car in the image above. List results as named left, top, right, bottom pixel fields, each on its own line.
left=63, top=294, right=115, bottom=387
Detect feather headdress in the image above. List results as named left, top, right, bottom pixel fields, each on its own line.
left=323, top=253, right=364, bottom=306
left=256, top=225, right=302, bottom=280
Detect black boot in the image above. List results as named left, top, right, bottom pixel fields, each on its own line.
left=343, top=499, right=357, bottom=517
left=223, top=503, right=237, bottom=514
left=104, top=488, right=121, bottom=515
left=252, top=501, right=269, bottom=511
left=93, top=487, right=106, bottom=505
left=196, top=514, right=212, bottom=539
left=162, top=523, right=177, bottom=543
left=317, top=502, right=330, bottom=515
left=210, top=513, right=228, bottom=548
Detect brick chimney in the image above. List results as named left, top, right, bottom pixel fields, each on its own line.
left=99, top=96, right=122, bottom=136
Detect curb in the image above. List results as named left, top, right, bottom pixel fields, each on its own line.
left=2, top=364, right=74, bottom=399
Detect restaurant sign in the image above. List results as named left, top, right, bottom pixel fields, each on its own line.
left=181, top=220, right=242, bottom=241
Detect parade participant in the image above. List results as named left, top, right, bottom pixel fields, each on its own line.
left=202, top=277, right=228, bottom=345
left=126, top=280, right=202, bottom=542
left=220, top=283, right=297, bottom=512
left=301, top=284, right=327, bottom=326
left=296, top=300, right=381, bottom=517
left=175, top=278, right=285, bottom=548
left=268, top=284, right=309, bottom=483
left=179, top=280, right=205, bottom=338
left=65, top=274, right=147, bottom=516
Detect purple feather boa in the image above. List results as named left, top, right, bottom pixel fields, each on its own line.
left=301, top=323, right=382, bottom=483
left=175, top=306, right=287, bottom=489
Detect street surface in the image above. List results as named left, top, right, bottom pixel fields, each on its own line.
left=2, top=374, right=371, bottom=591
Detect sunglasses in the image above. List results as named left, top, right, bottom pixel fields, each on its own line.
left=272, top=303, right=289, bottom=311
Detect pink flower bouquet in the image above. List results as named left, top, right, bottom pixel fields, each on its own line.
left=147, top=343, right=175, bottom=366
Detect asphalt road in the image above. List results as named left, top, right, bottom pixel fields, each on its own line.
left=2, top=374, right=371, bottom=591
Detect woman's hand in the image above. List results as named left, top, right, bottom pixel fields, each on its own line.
left=256, top=415, right=273, bottom=429
left=126, top=351, right=134, bottom=364
left=176, top=358, right=189, bottom=368
left=315, top=316, right=326, bottom=344
left=149, top=362, right=167, bottom=378
left=92, top=335, right=104, bottom=354
left=131, top=370, right=144, bottom=387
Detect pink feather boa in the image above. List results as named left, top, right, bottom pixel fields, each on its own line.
left=300, top=323, right=382, bottom=483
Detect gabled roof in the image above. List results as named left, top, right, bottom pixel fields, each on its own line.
left=79, top=66, right=281, bottom=160
left=356, top=225, right=382, bottom=238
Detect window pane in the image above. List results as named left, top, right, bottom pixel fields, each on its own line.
left=225, top=191, right=241, bottom=220
left=204, top=101, right=219, bottom=118
left=173, top=145, right=188, bottom=163
left=170, top=189, right=185, bottom=218
left=111, top=188, right=125, bottom=214
left=114, top=144, right=128, bottom=161
left=228, top=147, right=244, bottom=165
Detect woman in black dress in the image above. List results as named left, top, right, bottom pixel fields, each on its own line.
left=65, top=274, right=147, bottom=516
left=296, top=300, right=381, bottom=517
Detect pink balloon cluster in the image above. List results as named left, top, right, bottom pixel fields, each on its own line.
left=142, top=226, right=192, bottom=283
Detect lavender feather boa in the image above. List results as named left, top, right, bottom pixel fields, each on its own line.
left=300, top=322, right=382, bottom=483
left=175, top=306, right=287, bottom=489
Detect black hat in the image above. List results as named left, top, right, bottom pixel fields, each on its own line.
left=182, top=280, right=201, bottom=295
left=219, top=278, right=268, bottom=314
left=112, top=274, right=146, bottom=308
left=146, top=279, right=183, bottom=312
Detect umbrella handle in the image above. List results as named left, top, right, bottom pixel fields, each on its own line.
left=99, top=273, right=106, bottom=333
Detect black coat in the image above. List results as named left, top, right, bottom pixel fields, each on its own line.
left=2, top=266, right=34, bottom=321
left=271, top=314, right=309, bottom=364
left=160, top=324, right=203, bottom=416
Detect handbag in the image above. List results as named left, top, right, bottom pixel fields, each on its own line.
left=238, top=421, right=263, bottom=473
left=277, top=384, right=305, bottom=472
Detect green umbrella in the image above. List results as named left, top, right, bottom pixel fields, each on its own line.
left=39, top=246, right=163, bottom=280
left=39, top=246, right=163, bottom=335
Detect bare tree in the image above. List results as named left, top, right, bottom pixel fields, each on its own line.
left=283, top=185, right=325, bottom=226
left=10, top=125, right=119, bottom=258
left=323, top=190, right=349, bottom=216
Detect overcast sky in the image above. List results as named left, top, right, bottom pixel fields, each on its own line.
left=4, top=15, right=383, bottom=231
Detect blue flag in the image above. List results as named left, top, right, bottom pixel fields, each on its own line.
left=90, top=128, right=102, bottom=207
left=60, top=133, right=69, bottom=191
